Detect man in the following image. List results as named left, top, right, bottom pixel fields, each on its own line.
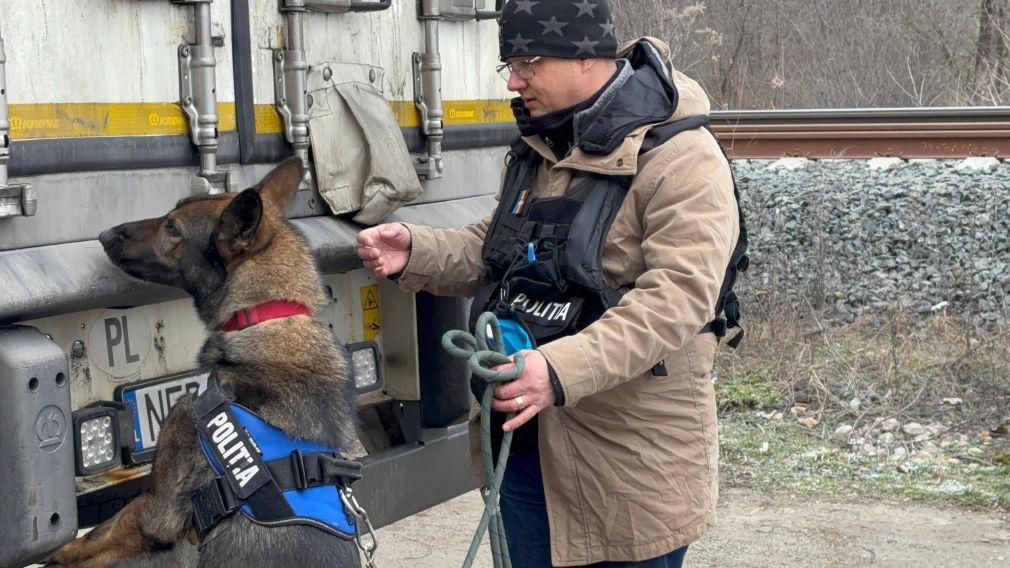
left=357, top=1, right=742, bottom=566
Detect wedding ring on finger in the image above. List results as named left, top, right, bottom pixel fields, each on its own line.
left=514, top=395, right=526, bottom=411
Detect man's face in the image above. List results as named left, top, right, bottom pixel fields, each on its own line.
left=506, top=56, right=590, bottom=117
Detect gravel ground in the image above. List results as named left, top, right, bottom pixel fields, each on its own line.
left=734, top=158, right=1010, bottom=328
left=371, top=488, right=1010, bottom=567
left=34, top=470, right=1010, bottom=568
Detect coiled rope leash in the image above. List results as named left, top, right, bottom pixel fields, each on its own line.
left=442, top=312, right=525, bottom=568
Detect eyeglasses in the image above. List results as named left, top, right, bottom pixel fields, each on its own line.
left=496, top=56, right=543, bottom=81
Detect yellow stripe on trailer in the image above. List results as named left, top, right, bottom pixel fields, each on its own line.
left=391, top=99, right=514, bottom=128
left=254, top=104, right=284, bottom=134
left=8, top=100, right=514, bottom=140
left=8, top=103, right=238, bottom=139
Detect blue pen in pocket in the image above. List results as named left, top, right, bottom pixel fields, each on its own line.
left=527, top=242, right=536, bottom=262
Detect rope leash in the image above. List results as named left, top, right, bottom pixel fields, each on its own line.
left=442, top=312, right=525, bottom=568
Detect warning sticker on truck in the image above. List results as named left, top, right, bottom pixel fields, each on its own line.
left=361, top=284, right=382, bottom=341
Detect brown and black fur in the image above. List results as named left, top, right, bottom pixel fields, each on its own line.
left=50, top=158, right=360, bottom=568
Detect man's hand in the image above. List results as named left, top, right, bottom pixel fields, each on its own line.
left=491, top=350, right=557, bottom=432
left=356, top=223, right=412, bottom=278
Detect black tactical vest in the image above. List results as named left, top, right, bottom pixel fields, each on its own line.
left=472, top=115, right=749, bottom=353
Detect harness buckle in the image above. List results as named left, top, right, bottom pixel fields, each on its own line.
left=191, top=477, right=233, bottom=540
left=290, top=449, right=308, bottom=490
left=318, top=453, right=364, bottom=488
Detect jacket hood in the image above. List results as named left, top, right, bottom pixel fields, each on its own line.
left=573, top=37, right=711, bottom=156
left=629, top=37, right=713, bottom=121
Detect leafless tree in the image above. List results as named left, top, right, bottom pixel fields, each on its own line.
left=612, top=0, right=1007, bottom=109
left=971, top=0, right=1010, bottom=104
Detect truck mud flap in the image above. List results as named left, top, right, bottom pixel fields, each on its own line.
left=416, top=293, right=472, bottom=428
left=0, top=326, right=77, bottom=568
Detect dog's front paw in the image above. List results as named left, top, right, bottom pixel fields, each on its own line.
left=49, top=538, right=88, bottom=567
left=49, top=536, right=114, bottom=568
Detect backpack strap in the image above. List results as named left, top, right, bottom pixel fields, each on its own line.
left=708, top=126, right=749, bottom=349
left=639, top=115, right=712, bottom=154
left=641, top=116, right=750, bottom=348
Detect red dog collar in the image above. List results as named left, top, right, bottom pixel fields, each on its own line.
left=219, top=300, right=312, bottom=332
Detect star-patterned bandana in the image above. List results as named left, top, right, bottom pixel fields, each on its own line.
left=499, top=0, right=618, bottom=61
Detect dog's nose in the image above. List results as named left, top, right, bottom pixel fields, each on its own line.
left=98, top=228, right=123, bottom=249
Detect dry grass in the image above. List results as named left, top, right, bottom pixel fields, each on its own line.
left=715, top=310, right=1010, bottom=434
left=714, top=311, right=1010, bottom=510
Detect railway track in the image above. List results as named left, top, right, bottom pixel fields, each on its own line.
left=709, top=107, right=1010, bottom=159
left=7, top=105, right=1010, bottom=176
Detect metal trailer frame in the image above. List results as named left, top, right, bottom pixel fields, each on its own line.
left=0, top=1, right=512, bottom=565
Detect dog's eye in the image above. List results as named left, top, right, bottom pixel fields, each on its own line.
left=164, top=219, right=182, bottom=238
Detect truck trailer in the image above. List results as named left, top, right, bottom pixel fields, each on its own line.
left=0, top=1, right=514, bottom=565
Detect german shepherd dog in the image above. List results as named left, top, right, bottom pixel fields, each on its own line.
left=50, top=158, right=361, bottom=568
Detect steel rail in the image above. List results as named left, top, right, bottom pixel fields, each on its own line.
left=709, top=107, right=1010, bottom=159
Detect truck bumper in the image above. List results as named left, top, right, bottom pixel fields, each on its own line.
left=357, top=422, right=477, bottom=529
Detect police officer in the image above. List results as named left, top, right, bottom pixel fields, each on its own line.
left=357, top=1, right=742, bottom=565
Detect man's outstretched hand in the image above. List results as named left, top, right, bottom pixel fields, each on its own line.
left=357, top=223, right=412, bottom=278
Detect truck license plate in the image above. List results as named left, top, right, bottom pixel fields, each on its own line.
left=115, top=373, right=209, bottom=460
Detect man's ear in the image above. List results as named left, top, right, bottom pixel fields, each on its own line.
left=219, top=188, right=263, bottom=255
left=256, top=156, right=304, bottom=212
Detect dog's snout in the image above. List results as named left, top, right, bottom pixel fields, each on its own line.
left=98, top=227, right=123, bottom=249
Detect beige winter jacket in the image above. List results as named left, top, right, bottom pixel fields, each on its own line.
left=396, top=38, right=739, bottom=565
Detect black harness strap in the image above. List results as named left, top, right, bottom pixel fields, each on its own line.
left=192, top=374, right=293, bottom=538
left=270, top=450, right=363, bottom=492
left=191, top=477, right=241, bottom=539
left=192, top=449, right=362, bottom=539
left=192, top=372, right=230, bottom=418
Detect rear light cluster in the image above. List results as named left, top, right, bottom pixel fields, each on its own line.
left=72, top=405, right=129, bottom=476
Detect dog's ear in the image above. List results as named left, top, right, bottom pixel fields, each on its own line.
left=219, top=188, right=263, bottom=255
left=256, top=156, right=304, bottom=212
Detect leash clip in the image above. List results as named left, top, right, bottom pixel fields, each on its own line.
left=341, top=487, right=378, bottom=567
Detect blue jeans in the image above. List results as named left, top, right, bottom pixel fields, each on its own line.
left=499, top=445, right=688, bottom=568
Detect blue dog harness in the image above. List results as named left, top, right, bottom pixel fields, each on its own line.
left=190, top=375, right=362, bottom=540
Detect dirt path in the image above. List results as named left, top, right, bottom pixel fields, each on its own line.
left=372, top=488, right=1010, bottom=567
